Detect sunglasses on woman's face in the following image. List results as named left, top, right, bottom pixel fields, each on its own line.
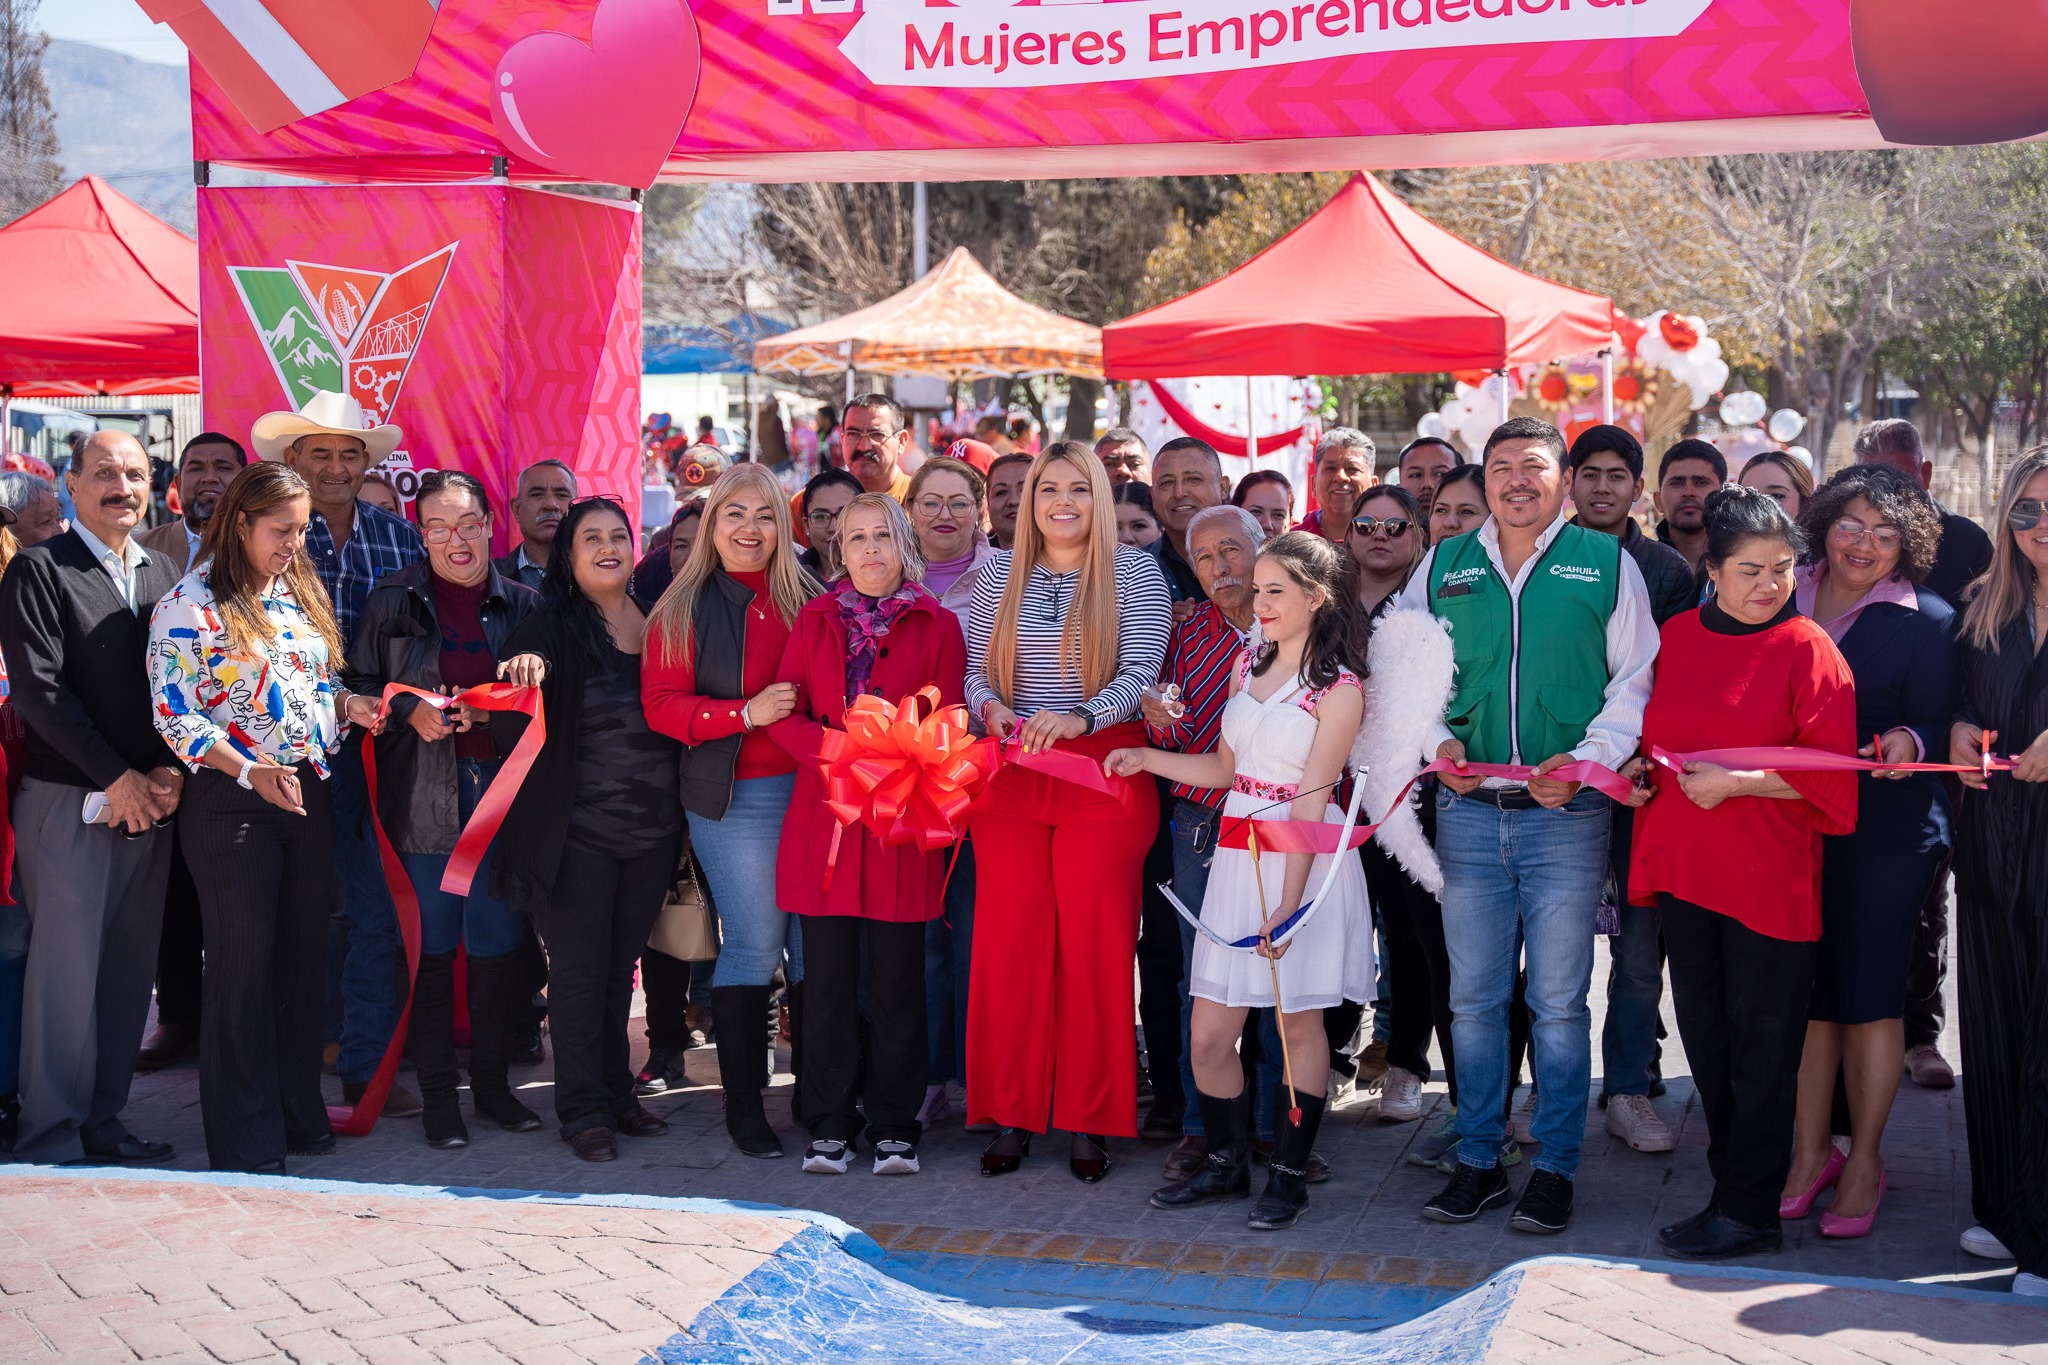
left=2008, top=498, right=2048, bottom=531
left=1350, top=516, right=1412, bottom=539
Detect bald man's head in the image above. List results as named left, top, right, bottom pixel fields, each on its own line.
left=67, top=430, right=152, bottom=543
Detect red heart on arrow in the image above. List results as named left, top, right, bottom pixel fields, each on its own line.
left=492, top=0, right=701, bottom=188
left=1852, top=0, right=2048, bottom=145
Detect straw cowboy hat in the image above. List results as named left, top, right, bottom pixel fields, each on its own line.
left=252, top=390, right=402, bottom=463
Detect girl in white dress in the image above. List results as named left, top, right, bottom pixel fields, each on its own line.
left=1105, top=532, right=1372, bottom=1230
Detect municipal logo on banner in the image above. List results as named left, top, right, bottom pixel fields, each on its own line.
left=228, top=244, right=458, bottom=426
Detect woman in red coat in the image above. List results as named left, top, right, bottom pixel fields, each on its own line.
left=1626, top=485, right=1858, bottom=1261
left=769, top=492, right=967, bottom=1177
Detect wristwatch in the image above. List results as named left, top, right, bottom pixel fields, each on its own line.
left=235, top=757, right=256, bottom=790
left=1066, top=706, right=1095, bottom=736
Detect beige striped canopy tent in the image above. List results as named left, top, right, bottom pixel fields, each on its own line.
left=752, top=247, right=1102, bottom=382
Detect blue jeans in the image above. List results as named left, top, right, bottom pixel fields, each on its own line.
left=690, top=773, right=803, bottom=988
left=1436, top=784, right=1610, bottom=1178
left=1169, top=799, right=1283, bottom=1138
left=397, top=760, right=525, bottom=959
left=0, top=882, right=27, bottom=1095
left=926, top=838, right=975, bottom=1087
left=331, top=736, right=404, bottom=1085
left=1601, top=899, right=1664, bottom=1098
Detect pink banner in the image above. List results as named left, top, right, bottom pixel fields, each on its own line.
left=198, top=183, right=641, bottom=547
left=182, top=0, right=1916, bottom=186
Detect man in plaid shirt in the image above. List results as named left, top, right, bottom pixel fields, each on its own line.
left=1140, top=505, right=1285, bottom=1184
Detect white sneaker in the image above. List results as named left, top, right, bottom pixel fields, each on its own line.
left=872, top=1140, right=920, bottom=1176
left=2015, top=1272, right=2048, bottom=1298
left=1604, top=1094, right=1677, bottom=1153
left=1378, top=1067, right=1425, bottom=1123
left=1962, top=1225, right=2015, bottom=1261
left=802, top=1139, right=852, bottom=1174
left=1511, top=1086, right=1538, bottom=1146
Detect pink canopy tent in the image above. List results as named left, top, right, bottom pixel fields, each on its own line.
left=1103, top=173, right=1615, bottom=381
left=0, top=177, right=200, bottom=397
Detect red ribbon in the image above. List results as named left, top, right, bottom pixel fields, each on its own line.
left=328, top=681, right=545, bottom=1136
left=1216, top=742, right=2026, bottom=855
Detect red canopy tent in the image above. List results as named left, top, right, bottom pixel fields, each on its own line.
left=1103, top=173, right=1615, bottom=381
left=0, top=177, right=200, bottom=397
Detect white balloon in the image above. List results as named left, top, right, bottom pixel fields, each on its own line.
left=1417, top=412, right=1450, bottom=441
left=1766, top=408, right=1806, bottom=442
left=1719, top=391, right=1768, bottom=427
left=1694, top=337, right=1722, bottom=362
left=1441, top=399, right=1472, bottom=427
left=1785, top=445, right=1814, bottom=469
left=1693, top=359, right=1731, bottom=404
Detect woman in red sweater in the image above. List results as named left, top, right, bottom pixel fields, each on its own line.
left=767, top=493, right=966, bottom=1177
left=1627, top=485, right=1858, bottom=1261
left=644, top=463, right=822, bottom=1159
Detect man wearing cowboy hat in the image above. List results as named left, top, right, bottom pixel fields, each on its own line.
left=253, top=391, right=427, bottom=1118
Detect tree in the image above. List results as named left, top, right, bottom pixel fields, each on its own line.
left=0, top=0, right=62, bottom=223
left=753, top=178, right=1235, bottom=435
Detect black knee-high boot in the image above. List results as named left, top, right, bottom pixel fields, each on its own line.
left=466, top=952, right=542, bottom=1132
left=1248, top=1085, right=1326, bottom=1230
left=410, top=953, right=468, bottom=1149
left=1152, top=1087, right=1251, bottom=1208
left=714, top=984, right=783, bottom=1158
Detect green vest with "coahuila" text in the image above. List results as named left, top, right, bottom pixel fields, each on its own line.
left=1425, top=523, right=1622, bottom=767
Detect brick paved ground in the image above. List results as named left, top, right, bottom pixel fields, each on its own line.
left=108, top=933, right=2000, bottom=1291
left=0, top=930, right=2024, bottom=1364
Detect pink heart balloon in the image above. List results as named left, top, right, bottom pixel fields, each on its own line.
left=492, top=0, right=701, bottom=188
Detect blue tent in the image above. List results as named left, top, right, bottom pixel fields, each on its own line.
left=644, top=316, right=790, bottom=375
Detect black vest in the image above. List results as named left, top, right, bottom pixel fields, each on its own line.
left=676, top=569, right=753, bottom=820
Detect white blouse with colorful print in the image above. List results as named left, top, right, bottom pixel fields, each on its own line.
left=148, top=563, right=345, bottom=778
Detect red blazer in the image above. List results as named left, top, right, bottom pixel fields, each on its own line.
left=768, top=588, right=967, bottom=921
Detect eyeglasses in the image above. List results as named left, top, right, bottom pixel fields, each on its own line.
left=421, top=520, right=488, bottom=546
left=841, top=427, right=895, bottom=446
left=1350, top=516, right=1413, bottom=540
left=805, top=508, right=843, bottom=528
left=913, top=495, right=977, bottom=519
left=1830, top=518, right=1902, bottom=551
left=2008, top=498, right=2048, bottom=531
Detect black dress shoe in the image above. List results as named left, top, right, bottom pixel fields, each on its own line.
left=1658, top=1201, right=1717, bottom=1242
left=616, top=1106, right=670, bottom=1138
left=1659, top=1209, right=1782, bottom=1260
left=1422, top=1162, right=1511, bottom=1223
left=81, top=1135, right=175, bottom=1165
left=1070, top=1133, right=1112, bottom=1183
left=135, top=1023, right=198, bottom=1073
left=1139, top=1102, right=1186, bottom=1142
left=569, top=1127, right=618, bottom=1162
left=1510, top=1169, right=1574, bottom=1234
left=514, top=1023, right=546, bottom=1068
left=980, top=1127, right=1031, bottom=1176
left=287, top=1133, right=336, bottom=1157
left=246, top=1159, right=287, bottom=1176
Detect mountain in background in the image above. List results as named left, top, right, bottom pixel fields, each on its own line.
left=44, top=38, right=195, bottom=232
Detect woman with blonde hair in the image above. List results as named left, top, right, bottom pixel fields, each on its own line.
left=1948, top=445, right=2048, bottom=1295
left=963, top=441, right=1172, bottom=1183
left=148, top=462, right=384, bottom=1173
left=644, top=462, right=822, bottom=1159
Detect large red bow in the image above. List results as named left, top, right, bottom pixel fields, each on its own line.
left=816, top=688, right=999, bottom=886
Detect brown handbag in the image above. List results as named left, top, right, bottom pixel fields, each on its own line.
left=648, top=849, right=719, bottom=961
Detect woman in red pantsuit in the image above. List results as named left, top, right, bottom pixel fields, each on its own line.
left=962, top=442, right=1173, bottom=1182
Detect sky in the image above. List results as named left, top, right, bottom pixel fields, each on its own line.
left=39, top=0, right=186, bottom=65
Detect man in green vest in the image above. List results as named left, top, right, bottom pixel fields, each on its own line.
left=1394, top=417, right=1660, bottom=1237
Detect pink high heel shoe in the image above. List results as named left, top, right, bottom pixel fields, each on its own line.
left=1819, top=1168, right=1887, bottom=1239
left=1779, top=1144, right=1847, bottom=1219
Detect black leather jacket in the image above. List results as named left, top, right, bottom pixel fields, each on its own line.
left=344, top=561, right=539, bottom=855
